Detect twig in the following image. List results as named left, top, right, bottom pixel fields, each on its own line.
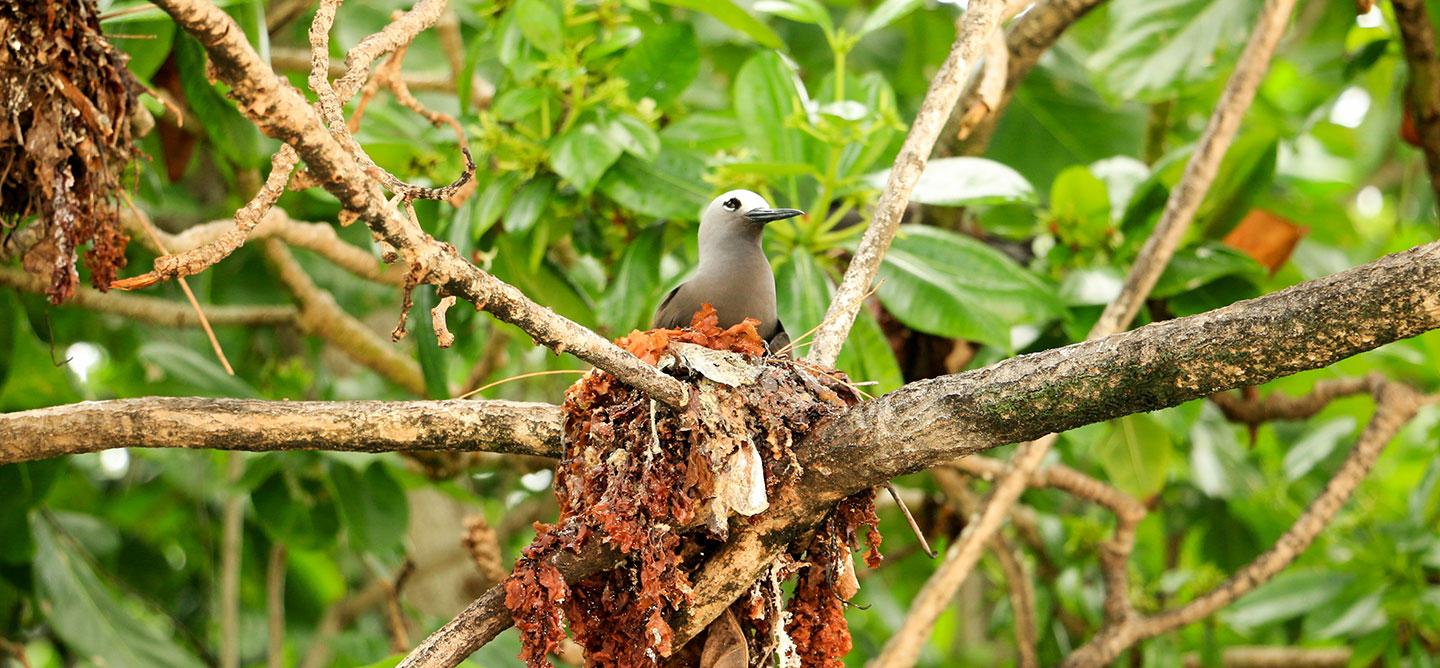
left=0, top=638, right=31, bottom=668
left=873, top=2, right=1300, bottom=664
left=0, top=266, right=297, bottom=328
left=456, top=369, right=589, bottom=399
left=382, top=560, right=417, bottom=653
left=459, top=328, right=510, bottom=396
left=218, top=453, right=244, bottom=668
left=807, top=0, right=1007, bottom=366
left=885, top=482, right=936, bottom=558
left=1180, top=646, right=1351, bottom=668
left=267, top=543, right=287, bottom=668
left=431, top=295, right=457, bottom=348
left=1391, top=0, right=1440, bottom=207
left=1062, top=382, right=1428, bottom=667
left=118, top=191, right=236, bottom=375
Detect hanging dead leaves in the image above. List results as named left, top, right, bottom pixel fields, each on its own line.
left=506, top=305, right=883, bottom=667
left=1, top=0, right=139, bottom=303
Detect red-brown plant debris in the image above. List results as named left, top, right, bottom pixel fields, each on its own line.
left=505, top=305, right=882, bottom=667
left=1, top=0, right=139, bottom=302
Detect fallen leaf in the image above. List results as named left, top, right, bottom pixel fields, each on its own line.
left=1222, top=209, right=1307, bottom=274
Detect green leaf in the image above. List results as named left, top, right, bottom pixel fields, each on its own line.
left=734, top=52, right=810, bottom=191
left=616, top=23, right=700, bottom=108
left=0, top=290, right=17, bottom=390
left=867, top=157, right=1036, bottom=207
left=1223, top=570, right=1350, bottom=629
left=602, top=113, right=661, bottom=161
left=0, top=461, right=61, bottom=564
left=1088, top=0, right=1258, bottom=101
left=857, top=0, right=924, bottom=37
left=599, top=225, right=665, bottom=334
left=1049, top=165, right=1112, bottom=246
left=511, top=0, right=564, bottom=55
left=505, top=177, right=555, bottom=233
left=1307, top=589, right=1388, bottom=639
left=251, top=470, right=341, bottom=550
left=473, top=172, right=521, bottom=239
left=652, top=0, right=783, bottom=49
left=328, top=461, right=409, bottom=557
left=1151, top=243, right=1265, bottom=298
left=490, top=235, right=597, bottom=329
left=754, top=0, right=832, bottom=31
left=1187, top=407, right=1253, bottom=499
left=102, top=12, right=176, bottom=81
left=138, top=341, right=257, bottom=398
left=1282, top=417, right=1356, bottom=481
left=175, top=35, right=264, bottom=168
left=775, top=249, right=900, bottom=391
left=875, top=226, right=1062, bottom=350
left=414, top=288, right=449, bottom=399
left=493, top=88, right=548, bottom=122
left=661, top=112, right=746, bottom=152
left=33, top=518, right=206, bottom=668
left=1095, top=413, right=1173, bottom=499
left=549, top=123, right=625, bottom=194
left=598, top=151, right=709, bottom=220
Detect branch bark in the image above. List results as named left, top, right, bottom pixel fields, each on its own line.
left=148, top=0, right=689, bottom=409
left=0, top=397, right=562, bottom=465
left=1393, top=0, right=1440, bottom=207
left=0, top=266, right=296, bottom=328
left=806, top=0, right=1007, bottom=366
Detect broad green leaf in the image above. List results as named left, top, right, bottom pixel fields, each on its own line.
left=1090, top=156, right=1150, bottom=222
left=512, top=0, right=564, bottom=54
left=1049, top=165, right=1112, bottom=246
left=490, top=235, right=597, bottom=329
left=0, top=461, right=61, bottom=564
left=875, top=226, right=1062, bottom=349
left=602, top=113, right=661, bottom=161
left=251, top=470, right=342, bottom=549
left=661, top=112, right=746, bottom=152
left=493, top=88, right=548, bottom=122
left=139, top=341, right=257, bottom=398
left=1095, top=413, right=1172, bottom=499
left=857, top=0, right=924, bottom=37
left=1224, top=570, right=1350, bottom=629
left=775, top=249, right=900, bottom=391
left=1187, top=407, right=1254, bottom=499
left=585, top=25, right=643, bottom=61
left=102, top=12, right=176, bottom=81
left=0, top=290, right=16, bottom=390
left=755, top=0, right=832, bottom=31
left=549, top=123, right=625, bottom=194
left=1151, top=243, right=1265, bottom=298
left=734, top=52, right=811, bottom=196
left=33, top=518, right=206, bottom=668
left=599, top=225, right=665, bottom=334
left=1088, top=0, right=1258, bottom=101
left=653, top=0, right=783, bottom=49
left=473, top=172, right=521, bottom=239
left=1307, top=589, right=1388, bottom=639
left=867, top=157, right=1036, bottom=207
left=414, top=288, right=449, bottom=399
left=1410, top=456, right=1440, bottom=523
left=328, top=461, right=409, bottom=557
left=616, top=23, right=700, bottom=108
left=1282, top=417, right=1356, bottom=481
left=505, top=177, right=555, bottom=233
left=598, top=151, right=709, bottom=220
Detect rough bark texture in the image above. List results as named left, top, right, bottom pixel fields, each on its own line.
left=0, top=398, right=561, bottom=464
left=148, top=0, right=688, bottom=409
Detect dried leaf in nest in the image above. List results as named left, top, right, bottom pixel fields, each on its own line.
left=0, top=0, right=139, bottom=302
left=506, top=305, right=875, bottom=668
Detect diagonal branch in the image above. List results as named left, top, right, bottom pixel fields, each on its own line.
left=148, top=0, right=689, bottom=408
left=1393, top=0, right=1440, bottom=207
left=806, top=0, right=1007, bottom=366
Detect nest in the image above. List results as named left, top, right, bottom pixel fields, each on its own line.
left=506, top=306, right=881, bottom=667
left=1, top=0, right=139, bottom=302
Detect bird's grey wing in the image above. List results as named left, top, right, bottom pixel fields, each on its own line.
left=652, top=282, right=689, bottom=329
left=767, top=321, right=790, bottom=355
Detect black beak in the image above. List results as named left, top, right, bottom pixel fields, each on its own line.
left=744, top=207, right=805, bottom=224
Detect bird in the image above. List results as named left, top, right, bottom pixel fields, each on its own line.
left=652, top=189, right=802, bottom=352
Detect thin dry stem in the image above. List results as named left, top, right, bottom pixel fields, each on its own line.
left=1393, top=0, right=1440, bottom=206
left=267, top=543, right=287, bottom=668
left=218, top=454, right=244, bottom=668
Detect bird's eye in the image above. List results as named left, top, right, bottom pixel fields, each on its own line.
left=723, top=197, right=741, bottom=211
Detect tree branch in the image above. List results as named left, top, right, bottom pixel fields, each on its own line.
left=148, top=0, right=689, bottom=408
left=0, top=265, right=297, bottom=328
left=806, top=0, right=1007, bottom=366
left=0, top=397, right=562, bottom=465
left=1393, top=0, right=1440, bottom=207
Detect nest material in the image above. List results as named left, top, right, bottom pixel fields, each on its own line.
left=1, top=0, right=138, bottom=302
left=506, top=307, right=881, bottom=668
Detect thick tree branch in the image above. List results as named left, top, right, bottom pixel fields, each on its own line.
left=0, top=397, right=562, bottom=465
left=806, top=0, right=1007, bottom=366
left=1393, top=0, right=1440, bottom=207
left=148, top=0, right=689, bottom=408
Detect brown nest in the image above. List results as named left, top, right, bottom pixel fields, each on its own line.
left=1, top=0, right=139, bottom=303
left=506, top=306, right=881, bottom=667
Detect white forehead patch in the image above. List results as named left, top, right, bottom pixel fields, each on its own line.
left=709, top=189, right=771, bottom=215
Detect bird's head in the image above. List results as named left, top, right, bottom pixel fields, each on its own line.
left=698, top=190, right=804, bottom=252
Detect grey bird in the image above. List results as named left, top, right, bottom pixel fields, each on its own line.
left=652, top=190, right=803, bottom=351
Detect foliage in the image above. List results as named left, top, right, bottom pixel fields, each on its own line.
left=1, top=0, right=1438, bottom=666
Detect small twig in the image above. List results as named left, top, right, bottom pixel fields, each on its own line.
left=459, top=328, right=511, bottom=396
left=885, top=482, right=936, bottom=558
left=432, top=295, right=457, bottom=348
left=0, top=638, right=32, bottom=668
left=1389, top=0, right=1440, bottom=208
left=456, top=369, right=589, bottom=400
left=219, top=454, right=244, bottom=668
left=267, top=543, right=288, bottom=668
left=0, top=266, right=296, bottom=329
left=117, top=191, right=236, bottom=375
left=381, top=560, right=417, bottom=653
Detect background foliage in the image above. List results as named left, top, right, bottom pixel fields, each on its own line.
left=2, top=0, right=1439, bottom=666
